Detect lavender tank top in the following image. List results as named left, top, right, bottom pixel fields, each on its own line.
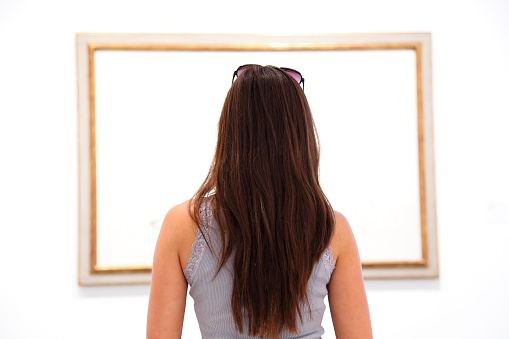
left=183, top=200, right=336, bottom=339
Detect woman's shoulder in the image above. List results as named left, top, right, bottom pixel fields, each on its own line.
left=160, top=200, right=200, bottom=269
left=164, top=199, right=194, bottom=220
left=161, top=200, right=197, bottom=235
left=329, top=210, right=354, bottom=262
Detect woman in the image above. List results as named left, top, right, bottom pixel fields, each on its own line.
left=147, top=65, right=372, bottom=338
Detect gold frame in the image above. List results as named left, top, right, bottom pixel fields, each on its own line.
left=77, top=33, right=437, bottom=284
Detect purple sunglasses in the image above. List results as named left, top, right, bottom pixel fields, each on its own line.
left=232, top=64, right=305, bottom=90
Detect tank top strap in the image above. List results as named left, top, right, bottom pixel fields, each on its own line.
left=322, top=208, right=337, bottom=279
left=320, top=246, right=336, bottom=280
left=183, top=199, right=214, bottom=285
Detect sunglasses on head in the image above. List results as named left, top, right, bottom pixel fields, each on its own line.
left=232, top=64, right=305, bottom=90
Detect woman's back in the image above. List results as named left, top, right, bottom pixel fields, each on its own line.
left=183, top=199, right=336, bottom=338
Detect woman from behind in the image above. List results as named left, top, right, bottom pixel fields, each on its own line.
left=147, top=65, right=372, bottom=338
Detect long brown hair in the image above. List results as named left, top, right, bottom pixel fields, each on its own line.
left=191, top=65, right=334, bottom=338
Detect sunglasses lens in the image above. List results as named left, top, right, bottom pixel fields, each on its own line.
left=282, top=69, right=302, bottom=83
left=236, top=65, right=251, bottom=77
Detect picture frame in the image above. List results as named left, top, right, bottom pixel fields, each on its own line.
left=76, top=33, right=438, bottom=285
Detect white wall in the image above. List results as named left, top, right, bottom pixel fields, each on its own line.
left=1, top=0, right=508, bottom=338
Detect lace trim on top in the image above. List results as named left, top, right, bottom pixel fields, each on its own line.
left=321, top=246, right=336, bottom=280
left=183, top=200, right=213, bottom=285
left=183, top=228, right=206, bottom=285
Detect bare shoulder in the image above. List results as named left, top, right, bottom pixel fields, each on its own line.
left=164, top=200, right=195, bottom=226
left=164, top=199, right=197, bottom=227
left=328, top=210, right=373, bottom=338
left=329, top=210, right=355, bottom=262
left=159, top=200, right=198, bottom=259
left=147, top=201, right=193, bottom=338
